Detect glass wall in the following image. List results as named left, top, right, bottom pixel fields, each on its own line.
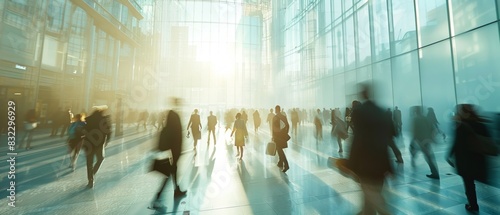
left=276, top=0, right=500, bottom=133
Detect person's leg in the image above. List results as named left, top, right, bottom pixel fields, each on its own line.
left=26, top=130, right=33, bottom=149
left=337, top=137, right=343, bottom=153
left=240, top=146, right=244, bottom=160
left=276, top=147, right=284, bottom=167
left=359, top=177, right=389, bottom=215
left=92, top=144, right=105, bottom=175
left=388, top=139, right=403, bottom=163
left=212, top=130, right=216, bottom=144
left=60, top=123, right=68, bottom=137
left=462, top=176, right=479, bottom=210
left=420, top=141, right=439, bottom=177
left=85, top=144, right=95, bottom=187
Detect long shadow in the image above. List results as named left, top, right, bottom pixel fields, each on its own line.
left=226, top=129, right=359, bottom=214
left=0, top=131, right=157, bottom=198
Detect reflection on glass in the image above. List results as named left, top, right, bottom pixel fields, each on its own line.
left=453, top=24, right=500, bottom=110
left=372, top=0, right=390, bottom=61
left=450, top=0, right=497, bottom=35
left=391, top=0, right=417, bottom=55
left=416, top=0, right=449, bottom=47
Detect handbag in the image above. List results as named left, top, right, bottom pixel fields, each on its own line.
left=266, top=141, right=276, bottom=156
left=151, top=158, right=173, bottom=176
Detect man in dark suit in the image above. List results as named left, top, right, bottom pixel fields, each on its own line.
left=393, top=106, right=402, bottom=136
left=207, top=111, right=217, bottom=145
left=151, top=98, right=186, bottom=209
left=83, top=105, right=112, bottom=188
left=273, top=105, right=290, bottom=173
left=348, top=83, right=393, bottom=214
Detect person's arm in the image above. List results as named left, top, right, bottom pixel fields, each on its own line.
left=187, top=115, right=192, bottom=130
left=230, top=122, right=236, bottom=137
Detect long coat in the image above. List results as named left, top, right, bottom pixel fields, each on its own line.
left=348, top=100, right=393, bottom=180
left=449, top=120, right=489, bottom=181
left=272, top=113, right=289, bottom=148
left=158, top=110, right=182, bottom=167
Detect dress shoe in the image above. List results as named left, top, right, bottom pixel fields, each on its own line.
left=282, top=166, right=289, bottom=173
left=174, top=189, right=187, bottom=197
left=148, top=200, right=163, bottom=210
left=465, top=204, right=479, bottom=211
left=86, top=181, right=94, bottom=189
left=426, top=174, right=440, bottom=179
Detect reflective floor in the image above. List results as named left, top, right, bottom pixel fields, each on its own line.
left=1, top=123, right=499, bottom=215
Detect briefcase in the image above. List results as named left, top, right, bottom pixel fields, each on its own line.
left=266, top=141, right=276, bottom=156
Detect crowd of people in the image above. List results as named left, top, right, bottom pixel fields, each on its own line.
left=9, top=88, right=498, bottom=213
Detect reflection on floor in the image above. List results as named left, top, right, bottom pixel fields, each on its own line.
left=1, top=123, right=499, bottom=215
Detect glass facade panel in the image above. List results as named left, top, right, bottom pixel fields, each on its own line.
left=356, top=5, right=371, bottom=66
left=391, top=0, right=417, bottom=55
left=372, top=59, right=393, bottom=108
left=345, top=15, right=355, bottom=70
left=419, top=40, right=456, bottom=132
left=333, top=24, right=344, bottom=73
left=372, top=0, right=390, bottom=61
left=392, top=51, right=421, bottom=130
left=416, top=0, right=449, bottom=47
left=453, top=23, right=500, bottom=110
left=450, top=0, right=497, bottom=35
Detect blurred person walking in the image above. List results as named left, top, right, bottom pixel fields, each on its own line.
left=386, top=108, right=404, bottom=163
left=347, top=84, right=393, bottom=215
left=448, top=104, right=496, bottom=212
left=409, top=106, right=440, bottom=179
left=266, top=108, right=275, bottom=137
left=150, top=98, right=187, bottom=209
left=207, top=111, right=218, bottom=145
left=314, top=109, right=323, bottom=140
left=67, top=114, right=86, bottom=171
left=273, top=105, right=290, bottom=173
left=187, top=109, right=202, bottom=150
left=291, top=108, right=299, bottom=137
left=253, top=110, right=261, bottom=133
left=427, top=107, right=446, bottom=141
left=230, top=113, right=247, bottom=160
left=82, top=105, right=112, bottom=188
left=393, top=106, right=402, bottom=136
left=19, top=109, right=38, bottom=150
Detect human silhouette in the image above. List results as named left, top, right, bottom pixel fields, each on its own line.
left=409, top=106, right=439, bottom=179
left=82, top=105, right=112, bottom=188
left=207, top=111, right=217, bottom=145
left=273, top=105, right=290, bottom=173
left=266, top=108, right=275, bottom=137
left=19, top=109, right=38, bottom=150
left=253, top=110, right=261, bottom=133
left=230, top=113, right=247, bottom=161
left=67, top=114, right=86, bottom=171
left=448, top=104, right=493, bottom=212
left=151, top=98, right=187, bottom=209
left=187, top=109, right=202, bottom=150
left=427, top=107, right=446, bottom=141
left=347, top=83, right=393, bottom=214
left=393, top=106, right=402, bottom=136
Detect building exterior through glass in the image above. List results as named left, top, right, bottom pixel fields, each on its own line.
left=1, top=0, right=500, bottom=133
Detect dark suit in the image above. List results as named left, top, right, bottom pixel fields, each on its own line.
left=393, top=109, right=402, bottom=135
left=83, top=111, right=112, bottom=185
left=272, top=113, right=290, bottom=170
left=156, top=110, right=183, bottom=199
left=207, top=115, right=217, bottom=143
left=449, top=120, right=490, bottom=208
left=348, top=100, right=392, bottom=214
